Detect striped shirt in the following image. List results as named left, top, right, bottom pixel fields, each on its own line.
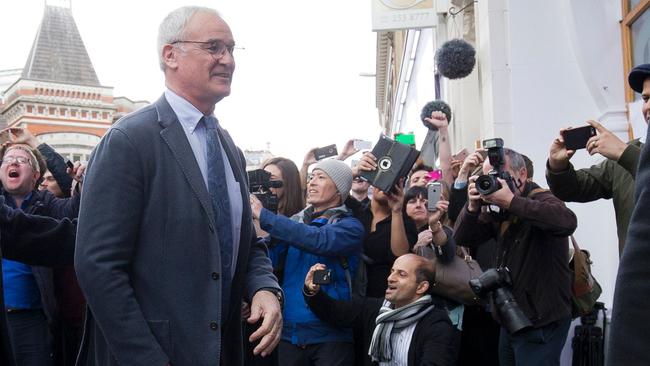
left=378, top=322, right=417, bottom=366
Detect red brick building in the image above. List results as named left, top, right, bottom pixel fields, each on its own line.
left=0, top=4, right=146, bottom=162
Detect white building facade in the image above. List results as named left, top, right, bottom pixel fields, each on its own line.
left=376, top=0, right=647, bottom=362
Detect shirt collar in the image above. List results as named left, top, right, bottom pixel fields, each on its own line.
left=164, top=88, right=210, bottom=134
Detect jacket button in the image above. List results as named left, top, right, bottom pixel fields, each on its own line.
left=210, top=321, right=218, bottom=331
left=212, top=272, right=220, bottom=280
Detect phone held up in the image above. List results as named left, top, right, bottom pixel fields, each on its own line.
left=427, top=182, right=442, bottom=212
left=562, top=125, right=597, bottom=151
left=353, top=139, right=372, bottom=151
left=312, top=269, right=332, bottom=285
left=314, top=144, right=338, bottom=161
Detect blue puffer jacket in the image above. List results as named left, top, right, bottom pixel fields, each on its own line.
left=259, top=204, right=364, bottom=346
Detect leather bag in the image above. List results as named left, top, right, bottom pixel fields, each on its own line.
left=416, top=245, right=485, bottom=306
left=570, top=235, right=602, bottom=317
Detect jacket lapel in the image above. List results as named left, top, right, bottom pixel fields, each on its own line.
left=216, top=125, right=252, bottom=265
left=155, top=96, right=216, bottom=229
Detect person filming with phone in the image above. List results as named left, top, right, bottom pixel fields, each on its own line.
left=302, top=254, right=455, bottom=366
left=454, top=141, right=577, bottom=366
left=250, top=159, right=364, bottom=366
left=545, top=64, right=650, bottom=255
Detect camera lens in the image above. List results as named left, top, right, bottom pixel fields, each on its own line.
left=478, top=179, right=492, bottom=191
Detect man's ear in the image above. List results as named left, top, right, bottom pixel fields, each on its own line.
left=416, top=280, right=430, bottom=296
left=162, top=44, right=180, bottom=70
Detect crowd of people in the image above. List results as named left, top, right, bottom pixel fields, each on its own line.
left=0, top=4, right=648, bottom=366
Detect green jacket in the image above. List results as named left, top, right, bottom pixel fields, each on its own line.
left=545, top=140, right=643, bottom=255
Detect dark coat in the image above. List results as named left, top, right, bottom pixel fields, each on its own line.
left=0, top=203, right=77, bottom=366
left=74, top=95, right=280, bottom=366
left=305, top=290, right=455, bottom=366
left=607, top=131, right=650, bottom=365
left=454, top=182, right=576, bottom=327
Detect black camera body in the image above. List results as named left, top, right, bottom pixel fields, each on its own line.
left=475, top=138, right=515, bottom=196
left=469, top=267, right=532, bottom=335
left=247, top=169, right=282, bottom=213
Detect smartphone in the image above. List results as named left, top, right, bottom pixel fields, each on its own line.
left=452, top=148, right=469, bottom=162
left=66, top=160, right=74, bottom=170
left=427, top=182, right=442, bottom=212
left=426, top=169, right=442, bottom=182
left=353, top=139, right=372, bottom=151
left=394, top=133, right=416, bottom=146
left=314, top=144, right=338, bottom=161
left=313, top=269, right=332, bottom=285
left=562, top=125, right=597, bottom=150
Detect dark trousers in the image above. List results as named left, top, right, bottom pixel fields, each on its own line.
left=498, top=317, right=571, bottom=366
left=6, top=309, right=53, bottom=366
left=279, top=340, right=355, bottom=366
left=243, top=321, right=278, bottom=366
left=458, top=305, right=500, bottom=366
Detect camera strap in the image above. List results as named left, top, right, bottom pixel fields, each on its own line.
left=496, top=216, right=517, bottom=268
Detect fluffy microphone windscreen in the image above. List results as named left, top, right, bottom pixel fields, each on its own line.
left=435, top=39, right=476, bottom=79
left=420, top=100, right=452, bottom=130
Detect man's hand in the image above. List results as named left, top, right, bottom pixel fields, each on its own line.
left=6, top=127, right=39, bottom=148
left=467, top=176, right=482, bottom=213
left=304, top=263, right=326, bottom=294
left=248, top=290, right=283, bottom=357
left=481, top=178, right=515, bottom=210
left=249, top=194, right=264, bottom=220
left=585, top=120, right=628, bottom=161
left=548, top=128, right=575, bottom=172
left=338, top=139, right=358, bottom=161
left=386, top=179, right=405, bottom=213
left=424, top=111, right=449, bottom=131
left=351, top=152, right=377, bottom=177
left=302, top=148, right=318, bottom=168
left=69, top=161, right=86, bottom=183
left=457, top=150, right=485, bottom=182
left=450, top=159, right=462, bottom=180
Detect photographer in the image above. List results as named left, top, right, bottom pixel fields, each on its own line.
left=454, top=145, right=577, bottom=366
left=546, top=69, right=648, bottom=256
left=251, top=159, right=364, bottom=366
left=303, top=254, right=455, bottom=366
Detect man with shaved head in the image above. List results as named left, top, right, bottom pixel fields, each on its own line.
left=303, top=254, right=455, bottom=366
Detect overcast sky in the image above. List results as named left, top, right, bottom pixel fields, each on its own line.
left=0, top=0, right=382, bottom=165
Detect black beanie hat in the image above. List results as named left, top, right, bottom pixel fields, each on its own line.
left=628, top=63, right=650, bottom=93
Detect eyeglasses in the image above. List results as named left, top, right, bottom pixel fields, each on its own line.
left=171, top=40, right=236, bottom=59
left=2, top=156, right=31, bottom=165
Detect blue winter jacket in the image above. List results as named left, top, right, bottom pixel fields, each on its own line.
left=259, top=205, right=364, bottom=346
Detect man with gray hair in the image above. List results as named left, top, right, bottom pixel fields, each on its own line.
left=454, top=146, right=577, bottom=366
left=75, top=6, right=282, bottom=366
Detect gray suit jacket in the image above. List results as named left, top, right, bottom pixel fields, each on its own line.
left=74, top=95, right=279, bottom=366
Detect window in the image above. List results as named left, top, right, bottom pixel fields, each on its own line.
left=622, top=0, right=650, bottom=101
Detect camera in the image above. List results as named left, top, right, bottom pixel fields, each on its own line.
left=469, top=267, right=532, bottom=334
left=475, top=138, right=515, bottom=195
left=247, top=169, right=282, bottom=213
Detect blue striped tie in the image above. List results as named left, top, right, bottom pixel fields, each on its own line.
left=204, top=115, right=233, bottom=316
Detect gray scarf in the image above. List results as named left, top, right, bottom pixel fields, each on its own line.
left=368, top=295, right=434, bottom=363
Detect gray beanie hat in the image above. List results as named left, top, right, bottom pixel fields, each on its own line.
left=312, top=159, right=353, bottom=202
